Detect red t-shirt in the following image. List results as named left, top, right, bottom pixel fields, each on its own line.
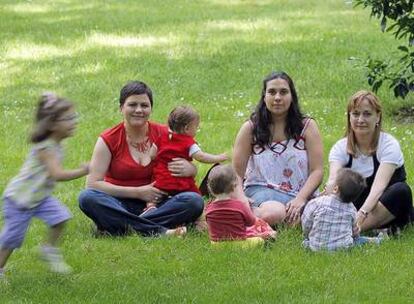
left=205, top=199, right=256, bottom=241
left=153, top=132, right=200, bottom=194
left=100, top=122, right=167, bottom=187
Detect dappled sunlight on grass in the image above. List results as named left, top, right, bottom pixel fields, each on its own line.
left=39, top=14, right=83, bottom=24
left=206, top=19, right=285, bottom=32
left=2, top=32, right=177, bottom=63
left=160, top=47, right=188, bottom=60
left=0, top=62, right=24, bottom=88
left=3, top=3, right=53, bottom=14
left=3, top=2, right=97, bottom=14
left=45, top=3, right=97, bottom=12
left=204, top=21, right=314, bottom=45
left=204, top=13, right=357, bottom=40
left=87, top=32, right=176, bottom=48
left=207, top=0, right=273, bottom=6
left=75, top=62, right=104, bottom=76
left=4, top=42, right=75, bottom=60
left=283, top=8, right=359, bottom=18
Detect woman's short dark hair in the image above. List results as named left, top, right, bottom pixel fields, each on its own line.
left=250, top=71, right=305, bottom=148
left=119, top=81, right=153, bottom=107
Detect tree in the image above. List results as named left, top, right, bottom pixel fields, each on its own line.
left=353, top=0, right=413, bottom=98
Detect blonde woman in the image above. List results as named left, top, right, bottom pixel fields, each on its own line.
left=327, top=90, right=413, bottom=233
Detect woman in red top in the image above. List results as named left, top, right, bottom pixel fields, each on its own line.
left=78, top=81, right=204, bottom=236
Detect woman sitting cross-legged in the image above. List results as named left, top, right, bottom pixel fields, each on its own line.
left=233, top=71, right=323, bottom=225
left=78, top=81, right=204, bottom=237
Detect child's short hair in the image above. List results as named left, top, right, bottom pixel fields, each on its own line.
left=168, top=105, right=200, bottom=134
left=30, top=92, right=74, bottom=143
left=336, top=168, right=366, bottom=203
left=207, top=164, right=238, bottom=196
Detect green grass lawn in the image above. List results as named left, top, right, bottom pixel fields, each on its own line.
left=1, top=0, right=414, bottom=302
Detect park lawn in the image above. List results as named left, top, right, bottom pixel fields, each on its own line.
left=1, top=0, right=414, bottom=303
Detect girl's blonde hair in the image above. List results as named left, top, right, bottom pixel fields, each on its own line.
left=346, top=90, right=382, bottom=156
left=30, top=92, right=74, bottom=143
left=168, top=105, right=200, bottom=134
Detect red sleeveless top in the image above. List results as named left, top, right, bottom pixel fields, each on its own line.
left=100, top=122, right=167, bottom=187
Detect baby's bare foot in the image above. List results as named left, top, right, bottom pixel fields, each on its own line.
left=165, top=226, right=187, bottom=237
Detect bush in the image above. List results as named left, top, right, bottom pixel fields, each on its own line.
left=353, top=0, right=414, bottom=98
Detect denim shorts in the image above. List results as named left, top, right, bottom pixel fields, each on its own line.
left=245, top=185, right=295, bottom=208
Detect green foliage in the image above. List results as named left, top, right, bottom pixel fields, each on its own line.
left=353, top=0, right=414, bottom=98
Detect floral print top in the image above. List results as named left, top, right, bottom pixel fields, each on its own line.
left=244, top=118, right=317, bottom=197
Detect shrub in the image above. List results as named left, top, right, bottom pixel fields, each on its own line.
left=353, top=0, right=413, bottom=98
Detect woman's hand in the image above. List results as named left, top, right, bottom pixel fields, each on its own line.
left=286, top=119, right=323, bottom=217
left=356, top=210, right=368, bottom=227
left=168, top=158, right=197, bottom=177
left=285, top=197, right=307, bottom=224
left=136, top=182, right=167, bottom=202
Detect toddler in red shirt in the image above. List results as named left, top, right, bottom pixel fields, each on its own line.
left=205, top=164, right=276, bottom=245
left=143, top=105, right=228, bottom=214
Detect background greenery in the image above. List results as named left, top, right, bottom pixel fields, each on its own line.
left=353, top=0, right=414, bottom=99
left=1, top=0, right=413, bottom=303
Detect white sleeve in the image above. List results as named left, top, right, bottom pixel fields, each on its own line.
left=328, top=138, right=349, bottom=166
left=377, top=133, right=404, bottom=167
left=189, top=143, right=201, bottom=157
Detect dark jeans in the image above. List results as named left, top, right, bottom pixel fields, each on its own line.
left=78, top=189, right=204, bottom=236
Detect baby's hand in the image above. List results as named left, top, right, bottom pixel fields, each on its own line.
left=218, top=153, right=229, bottom=162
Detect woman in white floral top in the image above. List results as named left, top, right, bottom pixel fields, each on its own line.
left=233, top=71, right=323, bottom=225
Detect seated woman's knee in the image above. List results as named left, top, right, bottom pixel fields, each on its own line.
left=78, top=189, right=98, bottom=211
left=191, top=193, right=205, bottom=216
left=180, top=192, right=204, bottom=209
left=393, top=182, right=412, bottom=198
left=260, top=202, right=286, bottom=225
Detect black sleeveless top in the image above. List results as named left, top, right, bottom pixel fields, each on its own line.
left=345, top=153, right=406, bottom=209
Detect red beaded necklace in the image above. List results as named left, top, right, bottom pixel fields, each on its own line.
left=125, top=123, right=151, bottom=153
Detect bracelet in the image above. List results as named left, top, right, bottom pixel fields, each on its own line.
left=359, top=209, right=369, bottom=218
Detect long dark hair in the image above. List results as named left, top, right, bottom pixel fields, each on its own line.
left=250, top=71, right=305, bottom=148
left=30, top=92, right=74, bottom=143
